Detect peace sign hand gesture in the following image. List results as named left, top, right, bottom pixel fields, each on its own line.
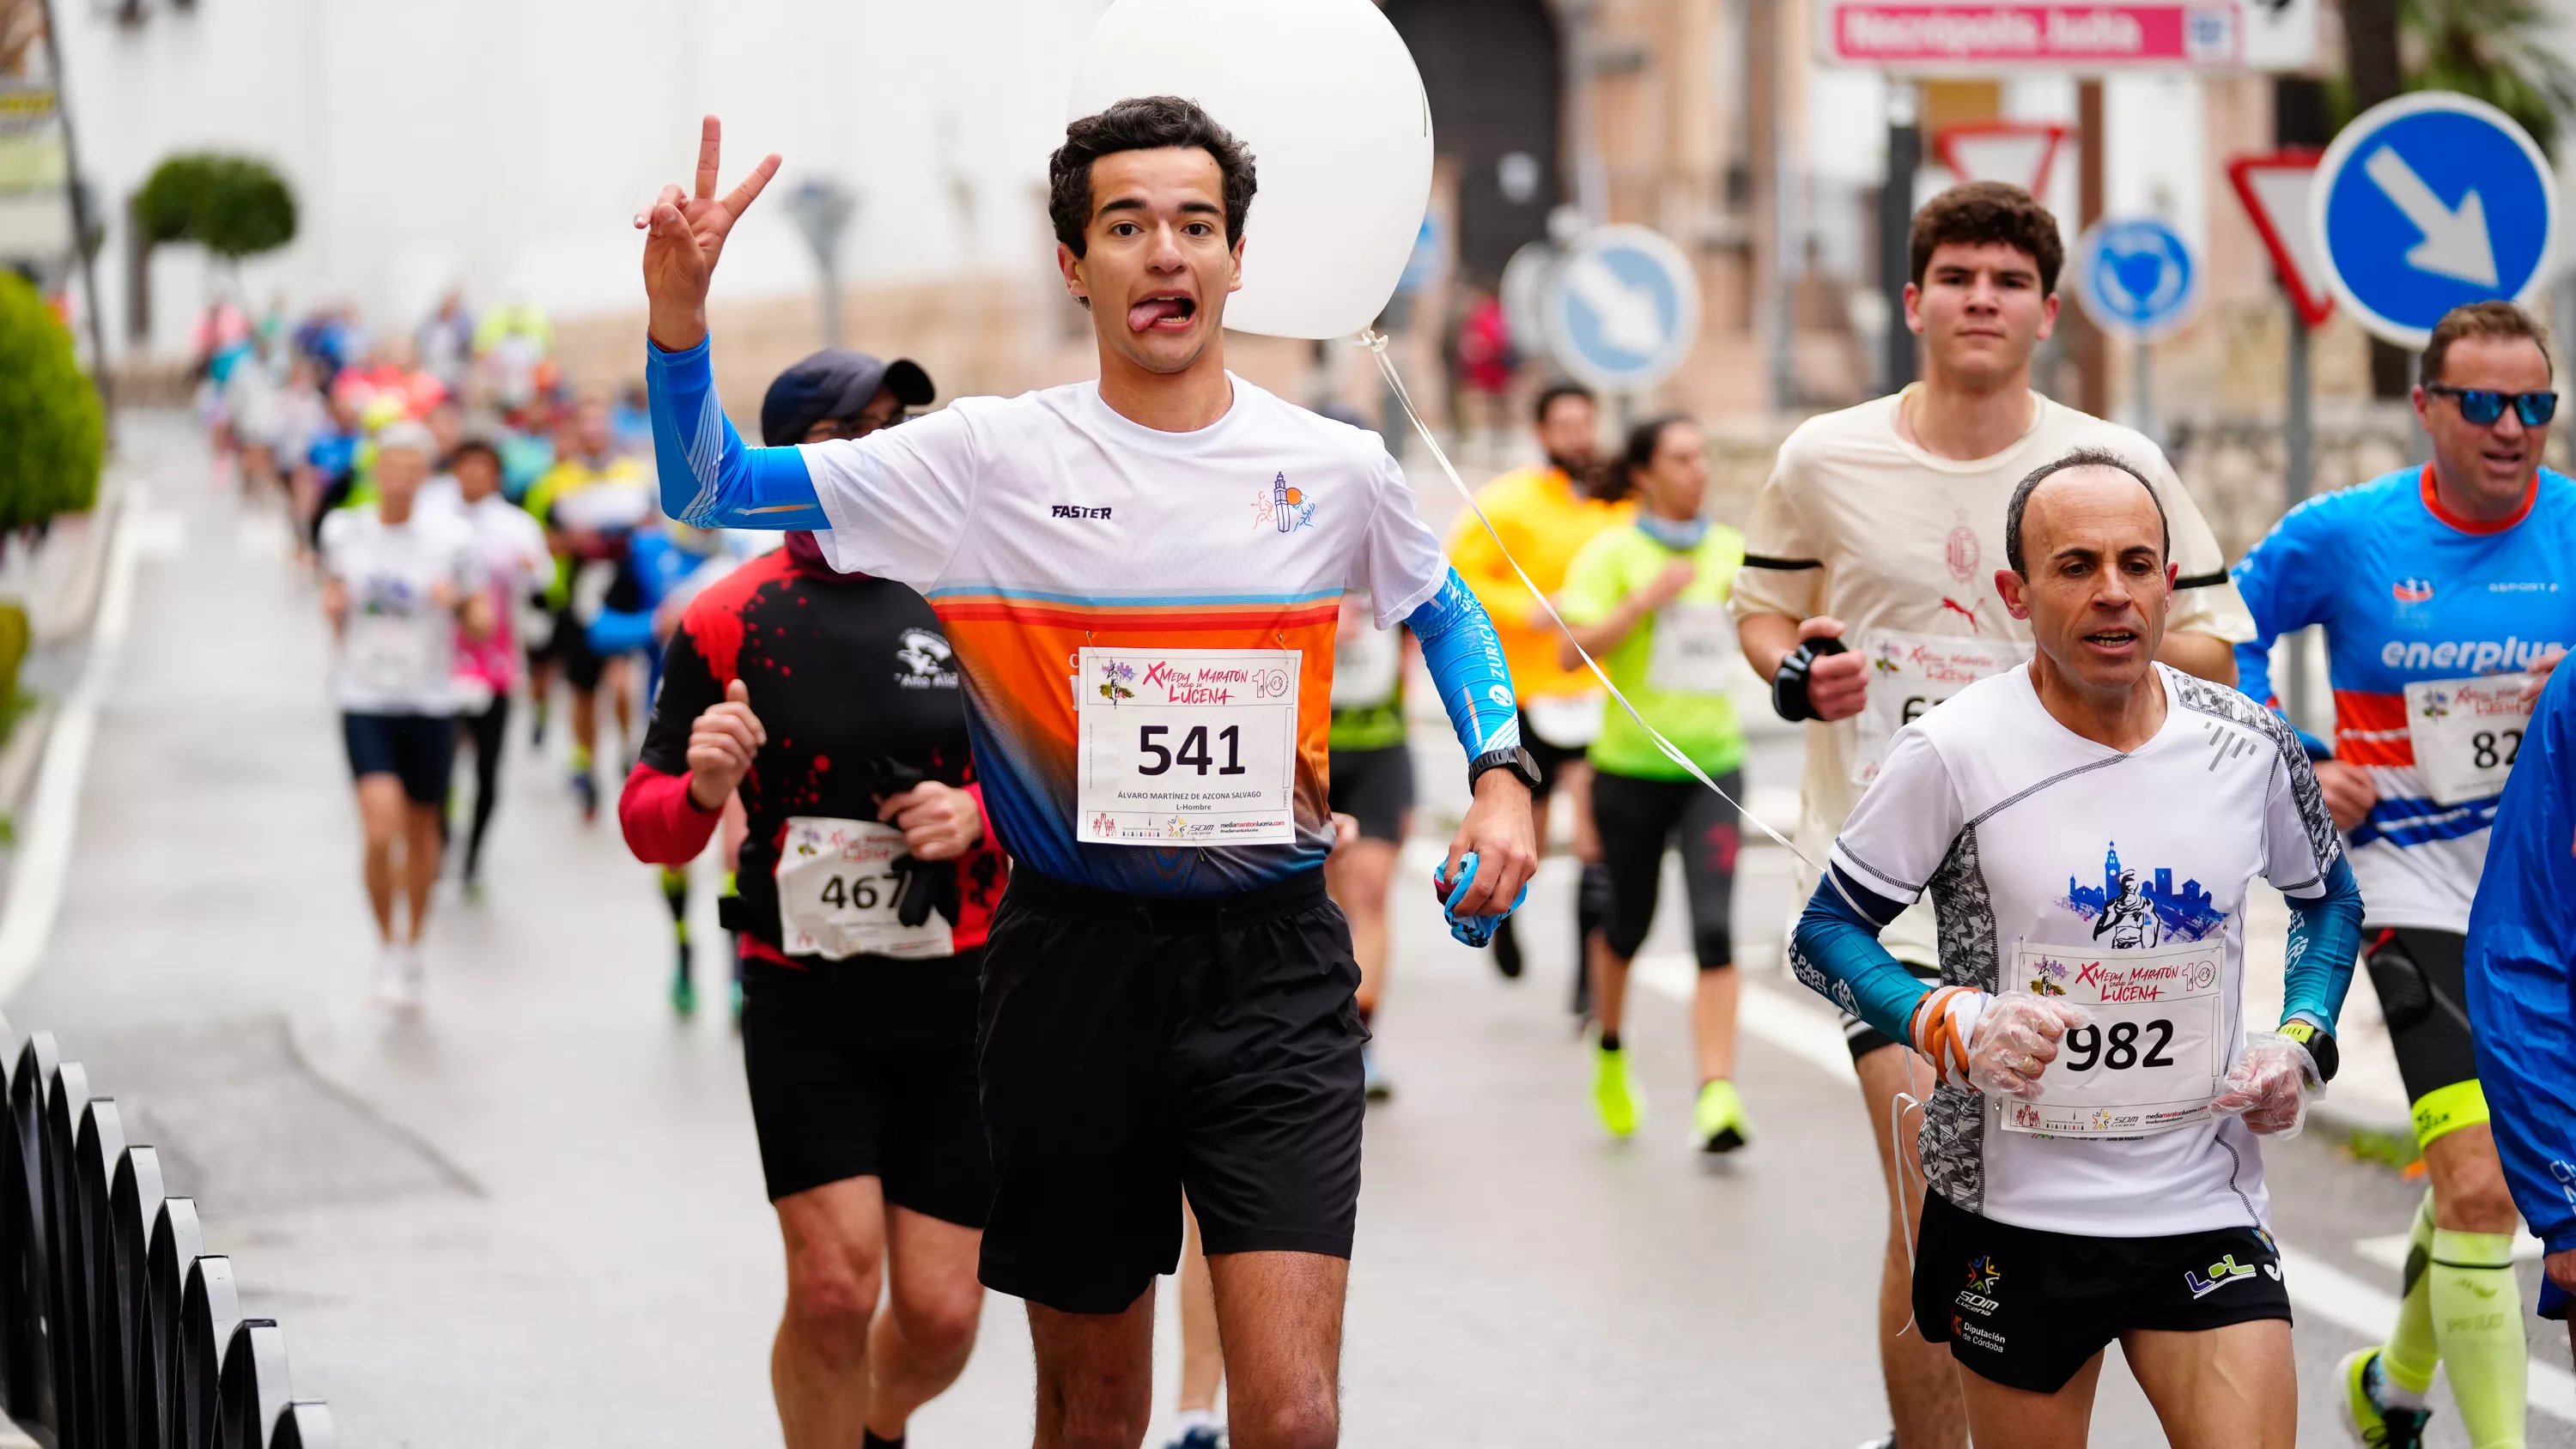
left=636, top=114, right=781, bottom=353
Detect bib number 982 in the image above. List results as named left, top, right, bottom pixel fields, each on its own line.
left=2062, top=1019, right=2177, bottom=1073
left=1136, top=724, right=1249, bottom=777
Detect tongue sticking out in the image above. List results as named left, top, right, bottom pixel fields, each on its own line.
left=1129, top=296, right=1194, bottom=331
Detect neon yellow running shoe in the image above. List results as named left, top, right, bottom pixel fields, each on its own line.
left=1592, top=1040, right=1641, bottom=1137
left=1694, top=1079, right=1749, bottom=1154
left=2336, top=1347, right=2431, bottom=1448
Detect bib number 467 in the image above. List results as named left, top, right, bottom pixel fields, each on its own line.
left=1137, top=724, right=1249, bottom=777
left=816, top=870, right=896, bottom=912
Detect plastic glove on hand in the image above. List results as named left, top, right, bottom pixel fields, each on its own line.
left=1431, top=851, right=1530, bottom=949
left=1965, top=992, right=2093, bottom=1100
left=2208, top=1031, right=2321, bottom=1138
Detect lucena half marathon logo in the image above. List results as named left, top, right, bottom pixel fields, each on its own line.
left=2059, top=842, right=2227, bottom=949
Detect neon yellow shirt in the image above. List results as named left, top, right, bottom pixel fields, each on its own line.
left=1557, top=521, right=1749, bottom=780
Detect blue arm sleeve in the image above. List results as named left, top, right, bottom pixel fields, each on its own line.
left=2280, top=854, right=2362, bottom=1032
left=2229, top=499, right=2336, bottom=715
left=646, top=336, right=830, bottom=530
left=587, top=609, right=657, bottom=659
left=1405, top=568, right=1522, bottom=761
left=2467, top=667, right=2576, bottom=1252
left=1789, top=867, right=1935, bottom=1046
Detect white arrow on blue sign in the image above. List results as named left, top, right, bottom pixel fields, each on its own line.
left=2072, top=217, right=2202, bottom=342
left=1540, top=224, right=1702, bottom=393
left=2312, top=91, right=2559, bottom=349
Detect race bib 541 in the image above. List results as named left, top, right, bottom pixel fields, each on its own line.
left=1077, top=647, right=1300, bottom=847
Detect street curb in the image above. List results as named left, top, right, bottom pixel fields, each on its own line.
left=33, top=484, right=124, bottom=651
left=0, top=700, right=60, bottom=831
left=2311, top=1094, right=2415, bottom=1145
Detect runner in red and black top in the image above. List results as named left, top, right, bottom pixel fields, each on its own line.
left=617, top=349, right=988, bottom=1449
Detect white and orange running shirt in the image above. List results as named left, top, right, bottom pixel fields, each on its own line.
left=649, top=337, right=1484, bottom=898
left=1730, top=386, right=2257, bottom=963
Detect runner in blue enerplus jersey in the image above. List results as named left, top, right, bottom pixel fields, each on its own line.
left=2231, top=300, right=2574, bottom=1449
left=2236, top=462, right=2576, bottom=925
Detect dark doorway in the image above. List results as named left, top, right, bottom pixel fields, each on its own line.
left=1384, top=0, right=1564, bottom=288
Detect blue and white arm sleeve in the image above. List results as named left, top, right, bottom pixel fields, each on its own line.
left=646, top=336, right=829, bottom=530
left=1790, top=867, right=1935, bottom=1046
left=2280, top=854, right=2362, bottom=1034
left=1404, top=568, right=1522, bottom=761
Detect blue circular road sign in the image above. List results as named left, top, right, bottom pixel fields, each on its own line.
left=2074, top=218, right=2201, bottom=342
left=1540, top=225, right=1701, bottom=393
left=2312, top=91, right=2560, bottom=348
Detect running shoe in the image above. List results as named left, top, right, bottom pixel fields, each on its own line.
left=2336, top=1347, right=2431, bottom=1449
left=571, top=770, right=599, bottom=822
left=1693, top=1079, right=1749, bottom=1154
left=372, top=944, right=422, bottom=1013
left=1362, top=1046, right=1394, bottom=1102
left=671, top=943, right=697, bottom=1019
left=1491, top=917, right=1523, bottom=979
left=1163, top=1422, right=1226, bottom=1449
left=1592, top=1040, right=1641, bottom=1137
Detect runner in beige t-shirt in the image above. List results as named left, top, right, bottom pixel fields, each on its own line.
left=1730, top=183, right=2254, bottom=1449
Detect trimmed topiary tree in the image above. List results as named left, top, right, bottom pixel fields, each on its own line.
left=134, top=152, right=297, bottom=261
left=0, top=271, right=105, bottom=533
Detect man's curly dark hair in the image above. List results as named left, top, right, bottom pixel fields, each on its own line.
left=1048, top=95, right=1258, bottom=261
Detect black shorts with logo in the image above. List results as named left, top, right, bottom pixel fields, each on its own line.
left=738, top=949, right=993, bottom=1223
left=1913, top=1191, right=2292, bottom=1393
left=976, top=867, right=1365, bottom=1314
left=1327, top=743, right=1414, bottom=843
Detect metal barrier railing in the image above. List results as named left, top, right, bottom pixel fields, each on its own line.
left=0, top=1016, right=336, bottom=1449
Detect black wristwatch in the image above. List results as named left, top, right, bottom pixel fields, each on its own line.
left=2279, top=1018, right=2339, bottom=1084
left=1467, top=746, right=1542, bottom=795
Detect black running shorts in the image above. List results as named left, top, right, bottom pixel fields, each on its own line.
left=342, top=712, right=457, bottom=805
left=738, top=950, right=993, bottom=1223
left=2361, top=927, right=2490, bottom=1148
left=975, top=868, right=1366, bottom=1314
left=1518, top=709, right=1587, bottom=803
left=1327, top=743, right=1414, bottom=844
left=1913, top=1191, right=2291, bottom=1393
left=1591, top=769, right=1740, bottom=968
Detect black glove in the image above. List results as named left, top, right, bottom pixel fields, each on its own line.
left=889, top=851, right=960, bottom=930
left=1771, top=634, right=1849, bottom=724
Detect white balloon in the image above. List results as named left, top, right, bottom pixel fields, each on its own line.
left=1066, top=0, right=1435, bottom=341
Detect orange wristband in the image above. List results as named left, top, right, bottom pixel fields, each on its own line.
left=1910, top=985, right=1974, bottom=1084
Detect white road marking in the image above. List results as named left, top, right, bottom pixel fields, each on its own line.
left=0, top=494, right=185, bottom=1003
left=1635, top=961, right=2576, bottom=1422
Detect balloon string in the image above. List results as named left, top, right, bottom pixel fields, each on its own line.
left=1358, top=330, right=1818, bottom=874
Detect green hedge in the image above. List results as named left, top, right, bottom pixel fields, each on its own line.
left=0, top=273, right=104, bottom=533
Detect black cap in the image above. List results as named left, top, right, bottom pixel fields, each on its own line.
left=759, top=349, right=937, bottom=446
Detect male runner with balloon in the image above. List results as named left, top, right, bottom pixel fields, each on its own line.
left=635, top=98, right=1537, bottom=1449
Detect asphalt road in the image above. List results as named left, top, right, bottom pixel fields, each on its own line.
left=2, top=414, right=2567, bottom=1446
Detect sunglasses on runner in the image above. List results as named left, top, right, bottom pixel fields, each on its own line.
left=2426, top=385, right=2559, bottom=427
